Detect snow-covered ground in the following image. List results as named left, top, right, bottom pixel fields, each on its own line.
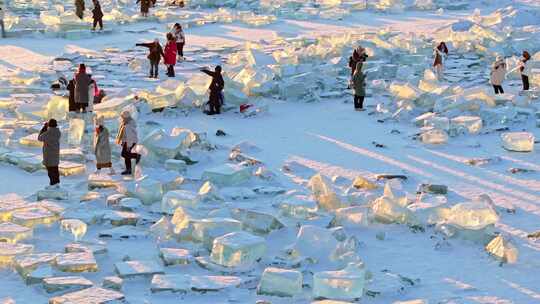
left=0, top=1, right=539, bottom=303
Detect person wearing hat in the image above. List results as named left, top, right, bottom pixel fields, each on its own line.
left=115, top=111, right=140, bottom=175
left=136, top=38, right=165, bottom=78
left=490, top=56, right=506, bottom=95
left=94, top=116, right=115, bottom=175
left=38, top=119, right=61, bottom=188
left=201, top=65, right=224, bottom=115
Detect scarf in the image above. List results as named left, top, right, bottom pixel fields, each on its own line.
left=115, top=122, right=126, bottom=145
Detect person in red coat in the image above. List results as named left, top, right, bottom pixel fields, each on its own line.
left=164, top=33, right=177, bottom=77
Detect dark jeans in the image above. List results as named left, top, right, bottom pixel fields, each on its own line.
left=149, top=61, right=159, bottom=78
left=46, top=166, right=60, bottom=186
left=354, top=95, right=365, bottom=109
left=493, top=85, right=504, bottom=94
left=522, top=75, right=530, bottom=91
left=92, top=18, right=103, bottom=30
left=167, top=65, right=175, bottom=77
left=121, top=143, right=139, bottom=172
left=176, top=42, right=184, bottom=57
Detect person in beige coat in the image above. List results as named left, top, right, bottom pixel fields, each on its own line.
left=115, top=111, right=140, bottom=175
left=38, top=119, right=61, bottom=188
left=490, top=56, right=506, bottom=95
left=94, top=116, right=115, bottom=174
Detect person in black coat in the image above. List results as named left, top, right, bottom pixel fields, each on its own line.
left=136, top=39, right=165, bottom=78
left=67, top=78, right=77, bottom=112
left=201, top=65, right=224, bottom=115
left=92, top=0, right=104, bottom=31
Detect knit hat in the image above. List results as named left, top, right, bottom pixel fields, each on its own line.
left=120, top=110, right=131, bottom=119
left=95, top=116, right=104, bottom=126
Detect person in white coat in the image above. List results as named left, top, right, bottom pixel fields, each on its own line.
left=520, top=51, right=531, bottom=91
left=115, top=111, right=140, bottom=175
left=490, top=56, right=506, bottom=94
left=171, top=23, right=185, bottom=60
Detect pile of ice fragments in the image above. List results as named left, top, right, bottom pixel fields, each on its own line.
left=1, top=0, right=492, bottom=38
left=1, top=0, right=276, bottom=38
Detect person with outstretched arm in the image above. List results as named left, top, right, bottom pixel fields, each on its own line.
left=136, top=39, right=165, bottom=78
left=201, top=65, right=224, bottom=115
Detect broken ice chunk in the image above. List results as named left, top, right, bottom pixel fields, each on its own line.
left=150, top=274, right=242, bottom=293
left=351, top=176, right=378, bottom=190
left=198, top=181, right=224, bottom=202
left=19, top=133, right=42, bottom=147
left=450, top=116, right=483, bottom=135
left=60, top=219, right=87, bottom=241
left=485, top=235, right=518, bottom=264
left=161, top=190, right=198, bottom=214
left=257, top=267, right=303, bottom=297
left=68, top=118, right=85, bottom=146
left=43, top=276, right=93, bottom=293
left=88, top=173, right=120, bottom=190
left=331, top=206, right=369, bottom=228
left=55, top=252, right=98, bottom=273
left=308, top=174, right=347, bottom=211
left=202, top=164, right=251, bottom=186
left=118, top=198, right=142, bottom=211
left=48, top=287, right=125, bottom=304
left=445, top=201, right=499, bottom=230
left=102, top=276, right=123, bottom=291
left=164, top=159, right=187, bottom=172
left=65, top=242, right=107, bottom=255
left=159, top=248, right=193, bottom=266
left=103, top=210, right=139, bottom=226
left=371, top=183, right=413, bottom=224
left=276, top=195, right=318, bottom=219
left=59, top=161, right=85, bottom=176
left=501, top=132, right=535, bottom=152
left=0, top=243, right=34, bottom=266
left=14, top=253, right=58, bottom=278
left=192, top=218, right=243, bottom=249
left=36, top=188, right=69, bottom=201
left=127, top=176, right=164, bottom=205
left=389, top=82, right=421, bottom=100
left=0, top=222, right=33, bottom=243
left=313, top=263, right=366, bottom=301
left=230, top=208, right=284, bottom=234
left=114, top=260, right=164, bottom=278
left=210, top=231, right=266, bottom=268
left=421, top=129, right=448, bottom=144
left=26, top=264, right=53, bottom=285
left=292, top=225, right=339, bottom=265
left=11, top=207, right=58, bottom=227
